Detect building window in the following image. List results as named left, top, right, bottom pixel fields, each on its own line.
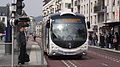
left=91, top=16, right=92, bottom=24
left=2, top=17, right=5, bottom=22
left=113, top=0, right=115, bottom=6
left=91, top=2, right=93, bottom=13
left=95, top=15, right=96, bottom=24
left=81, top=6, right=83, bottom=14
left=0, top=17, right=1, bottom=21
left=107, top=13, right=109, bottom=20
left=65, top=3, right=71, bottom=9
left=81, top=0, right=83, bottom=3
left=74, top=1, right=77, bottom=6
left=118, top=0, right=119, bottom=6
left=84, top=5, right=85, bottom=14
left=107, top=0, right=109, bottom=6
left=87, top=4, right=88, bottom=14
left=113, top=12, right=115, bottom=21
left=95, top=1, right=97, bottom=5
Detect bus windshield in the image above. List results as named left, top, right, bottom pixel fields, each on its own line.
left=52, top=23, right=86, bottom=41
left=51, top=17, right=87, bottom=48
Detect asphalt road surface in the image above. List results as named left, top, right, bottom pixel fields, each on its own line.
left=45, top=47, right=120, bottom=67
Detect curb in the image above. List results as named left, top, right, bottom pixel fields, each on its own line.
left=89, top=46, right=120, bottom=54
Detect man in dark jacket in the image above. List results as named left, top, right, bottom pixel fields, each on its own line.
left=100, top=33, right=105, bottom=48
left=17, top=27, right=29, bottom=64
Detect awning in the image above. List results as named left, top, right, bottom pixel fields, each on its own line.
left=104, top=21, right=120, bottom=26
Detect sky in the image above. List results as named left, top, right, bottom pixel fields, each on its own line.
left=0, top=0, right=43, bottom=17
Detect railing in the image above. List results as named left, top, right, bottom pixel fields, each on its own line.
left=0, top=42, right=12, bottom=45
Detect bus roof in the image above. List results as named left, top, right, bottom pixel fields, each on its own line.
left=49, top=13, right=85, bottom=19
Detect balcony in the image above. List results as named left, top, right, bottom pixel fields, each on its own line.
left=94, top=5, right=107, bottom=13
left=43, top=0, right=51, bottom=6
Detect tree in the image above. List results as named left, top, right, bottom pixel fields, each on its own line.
left=0, top=21, right=5, bottom=33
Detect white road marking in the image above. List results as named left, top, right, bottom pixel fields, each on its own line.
left=101, top=63, right=109, bottom=67
left=61, top=60, right=71, bottom=67
left=116, top=61, right=119, bottom=62
left=68, top=60, right=77, bottom=67
left=89, top=51, right=120, bottom=63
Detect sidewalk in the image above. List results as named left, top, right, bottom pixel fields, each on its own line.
left=0, top=40, right=47, bottom=67
left=89, top=45, right=120, bottom=54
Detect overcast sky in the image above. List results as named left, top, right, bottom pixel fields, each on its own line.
left=0, top=0, right=43, bottom=17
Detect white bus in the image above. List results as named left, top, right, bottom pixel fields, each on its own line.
left=42, top=12, right=89, bottom=57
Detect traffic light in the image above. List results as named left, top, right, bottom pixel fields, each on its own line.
left=17, top=17, right=30, bottom=27
left=16, top=0, right=25, bottom=15
left=10, top=17, right=30, bottom=27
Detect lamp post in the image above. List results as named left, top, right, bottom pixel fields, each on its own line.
left=10, top=0, right=16, bottom=67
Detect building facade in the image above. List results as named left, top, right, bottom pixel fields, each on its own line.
left=43, top=0, right=120, bottom=35
left=104, top=0, right=120, bottom=34
left=43, top=0, right=72, bottom=22
left=26, top=16, right=36, bottom=35
left=0, top=6, right=9, bottom=27
left=35, top=21, right=42, bottom=36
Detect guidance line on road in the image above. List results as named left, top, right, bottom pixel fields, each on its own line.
left=61, top=60, right=70, bottom=67
left=68, top=60, right=77, bottom=67
left=61, top=60, right=78, bottom=67
left=89, top=50, right=120, bottom=63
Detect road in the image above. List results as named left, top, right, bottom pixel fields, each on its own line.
left=45, top=47, right=120, bottom=67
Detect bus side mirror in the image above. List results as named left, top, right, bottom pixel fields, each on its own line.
left=46, top=22, right=50, bottom=28
left=87, top=21, right=90, bottom=29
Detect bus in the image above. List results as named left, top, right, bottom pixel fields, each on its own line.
left=42, top=12, right=89, bottom=57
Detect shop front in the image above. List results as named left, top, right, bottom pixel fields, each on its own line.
left=104, top=22, right=120, bottom=50
left=104, top=22, right=120, bottom=35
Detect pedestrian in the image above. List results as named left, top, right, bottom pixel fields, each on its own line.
left=33, top=35, right=36, bottom=41
left=17, top=27, right=30, bottom=64
left=113, top=32, right=119, bottom=50
left=99, top=33, right=105, bottom=48
left=108, top=33, right=113, bottom=48
left=88, top=33, right=93, bottom=45
left=106, top=35, right=109, bottom=48
left=94, top=33, right=98, bottom=46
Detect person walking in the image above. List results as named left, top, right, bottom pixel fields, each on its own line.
left=17, top=27, right=30, bottom=64
left=33, top=35, right=36, bottom=41
left=88, top=33, right=93, bottom=45
left=113, top=32, right=119, bottom=50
